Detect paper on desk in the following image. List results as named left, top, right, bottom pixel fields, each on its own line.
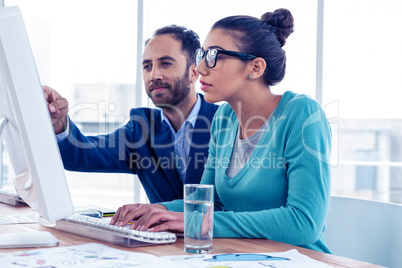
left=0, top=213, right=39, bottom=224
left=161, top=249, right=333, bottom=268
left=0, top=243, right=182, bottom=268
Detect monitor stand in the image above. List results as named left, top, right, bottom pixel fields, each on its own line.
left=0, top=117, right=8, bottom=133
left=0, top=118, right=58, bottom=249
left=0, top=231, right=59, bottom=248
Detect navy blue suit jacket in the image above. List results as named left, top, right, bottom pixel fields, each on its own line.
left=58, top=94, right=219, bottom=203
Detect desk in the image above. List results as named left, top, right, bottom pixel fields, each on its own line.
left=0, top=203, right=382, bottom=268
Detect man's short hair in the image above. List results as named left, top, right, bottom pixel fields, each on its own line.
left=145, top=25, right=200, bottom=68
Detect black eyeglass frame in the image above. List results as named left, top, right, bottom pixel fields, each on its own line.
left=195, top=48, right=257, bottom=69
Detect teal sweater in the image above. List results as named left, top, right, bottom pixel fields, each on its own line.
left=162, top=91, right=332, bottom=253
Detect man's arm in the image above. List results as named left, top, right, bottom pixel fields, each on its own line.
left=43, top=85, right=132, bottom=173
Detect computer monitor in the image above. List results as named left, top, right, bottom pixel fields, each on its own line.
left=0, top=6, right=74, bottom=222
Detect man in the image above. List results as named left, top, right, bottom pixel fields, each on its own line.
left=45, top=25, right=219, bottom=203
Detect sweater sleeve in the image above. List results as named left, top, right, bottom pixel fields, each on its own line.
left=211, top=99, right=332, bottom=248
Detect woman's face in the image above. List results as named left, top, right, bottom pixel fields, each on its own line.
left=195, top=28, right=250, bottom=104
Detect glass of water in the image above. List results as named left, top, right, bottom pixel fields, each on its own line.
left=184, top=184, right=214, bottom=254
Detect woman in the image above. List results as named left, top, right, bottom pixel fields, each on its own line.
left=111, top=8, right=332, bottom=253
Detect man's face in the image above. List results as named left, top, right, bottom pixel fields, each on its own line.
left=142, top=34, right=191, bottom=109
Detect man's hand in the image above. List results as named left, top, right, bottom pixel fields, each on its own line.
left=43, top=85, right=69, bottom=134
left=110, top=203, right=184, bottom=233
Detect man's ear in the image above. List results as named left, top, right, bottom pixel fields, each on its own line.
left=248, top=57, right=266, bottom=79
left=189, top=63, right=199, bottom=83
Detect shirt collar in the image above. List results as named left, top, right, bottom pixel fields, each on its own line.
left=161, top=94, right=201, bottom=130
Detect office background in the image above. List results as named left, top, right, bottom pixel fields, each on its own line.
left=1, top=0, right=402, bottom=209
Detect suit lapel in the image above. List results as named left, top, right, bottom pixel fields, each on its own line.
left=151, top=95, right=219, bottom=187
left=185, top=96, right=217, bottom=184
left=150, top=110, right=183, bottom=196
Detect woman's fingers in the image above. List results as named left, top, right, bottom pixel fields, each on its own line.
left=110, top=204, right=141, bottom=226
left=110, top=204, right=168, bottom=227
left=132, top=210, right=184, bottom=233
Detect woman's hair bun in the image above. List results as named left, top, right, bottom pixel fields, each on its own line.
left=261, top=8, right=294, bottom=47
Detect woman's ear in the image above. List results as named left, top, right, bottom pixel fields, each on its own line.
left=248, top=57, right=266, bottom=79
left=189, top=63, right=199, bottom=83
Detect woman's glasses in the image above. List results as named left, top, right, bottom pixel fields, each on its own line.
left=195, top=48, right=257, bottom=69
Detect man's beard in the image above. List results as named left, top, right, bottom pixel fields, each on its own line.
left=147, top=69, right=191, bottom=110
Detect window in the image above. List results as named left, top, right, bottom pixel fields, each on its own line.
left=323, top=0, right=402, bottom=204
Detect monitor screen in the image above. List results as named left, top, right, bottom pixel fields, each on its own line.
left=0, top=6, right=74, bottom=222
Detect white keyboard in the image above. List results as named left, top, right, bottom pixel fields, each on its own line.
left=55, top=214, right=176, bottom=247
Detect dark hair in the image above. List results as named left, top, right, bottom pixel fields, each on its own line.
left=145, top=25, right=200, bottom=69
left=212, top=8, right=294, bottom=86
